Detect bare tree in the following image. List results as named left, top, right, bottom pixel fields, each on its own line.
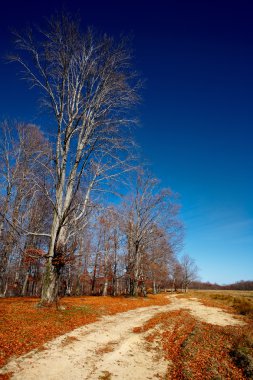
left=144, top=225, right=175, bottom=294
left=169, top=260, right=183, bottom=292
left=95, top=207, right=124, bottom=296
left=123, top=171, right=182, bottom=296
left=0, top=122, right=51, bottom=296
left=11, top=14, right=140, bottom=304
left=0, top=122, right=18, bottom=296
left=180, top=254, right=198, bottom=292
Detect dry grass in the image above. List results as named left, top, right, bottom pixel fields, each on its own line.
left=184, top=290, right=253, bottom=318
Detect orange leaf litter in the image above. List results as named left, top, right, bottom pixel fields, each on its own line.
left=0, top=294, right=169, bottom=368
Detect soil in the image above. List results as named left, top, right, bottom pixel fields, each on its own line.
left=0, top=295, right=245, bottom=380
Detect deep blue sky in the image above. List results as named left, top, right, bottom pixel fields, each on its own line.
left=0, top=0, right=252, bottom=284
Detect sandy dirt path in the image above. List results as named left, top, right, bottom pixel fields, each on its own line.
left=0, top=296, right=244, bottom=380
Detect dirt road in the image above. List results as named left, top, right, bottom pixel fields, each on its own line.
left=0, top=296, right=244, bottom=380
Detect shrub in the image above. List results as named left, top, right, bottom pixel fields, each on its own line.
left=230, top=348, right=253, bottom=379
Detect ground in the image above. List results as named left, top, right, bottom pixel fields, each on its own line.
left=0, top=294, right=249, bottom=380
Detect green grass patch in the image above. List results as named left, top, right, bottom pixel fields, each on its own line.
left=61, top=305, right=97, bottom=315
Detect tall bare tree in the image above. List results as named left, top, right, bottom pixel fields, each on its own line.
left=180, top=254, right=198, bottom=292
left=144, top=225, right=175, bottom=294
left=124, top=171, right=182, bottom=296
left=11, top=14, right=140, bottom=304
left=0, top=122, right=51, bottom=296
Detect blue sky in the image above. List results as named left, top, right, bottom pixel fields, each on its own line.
left=0, top=0, right=252, bottom=284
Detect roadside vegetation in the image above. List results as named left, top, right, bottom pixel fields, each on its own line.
left=174, top=290, right=253, bottom=379
left=181, top=290, right=253, bottom=319
left=134, top=308, right=253, bottom=379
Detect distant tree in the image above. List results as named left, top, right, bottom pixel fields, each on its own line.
left=11, top=14, right=140, bottom=305
left=170, top=260, right=184, bottom=292
left=98, top=207, right=123, bottom=296
left=144, top=225, right=175, bottom=294
left=123, top=171, right=182, bottom=296
left=180, top=254, right=198, bottom=292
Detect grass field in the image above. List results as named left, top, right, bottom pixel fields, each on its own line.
left=193, top=289, right=253, bottom=298
left=186, top=289, right=253, bottom=318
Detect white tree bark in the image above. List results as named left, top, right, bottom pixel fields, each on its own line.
left=11, top=14, right=140, bottom=304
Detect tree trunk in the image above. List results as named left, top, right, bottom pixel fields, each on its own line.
left=0, top=280, right=8, bottom=298
left=112, top=276, right=118, bottom=296
left=91, top=262, right=97, bottom=294
left=0, top=271, right=7, bottom=297
left=129, top=278, right=138, bottom=296
left=152, top=280, right=157, bottom=294
left=21, top=271, right=29, bottom=296
left=102, top=278, right=108, bottom=296
left=40, top=258, right=60, bottom=305
left=140, top=281, right=147, bottom=297
left=39, top=210, right=61, bottom=305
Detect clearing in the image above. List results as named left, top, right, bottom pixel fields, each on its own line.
left=0, top=295, right=246, bottom=380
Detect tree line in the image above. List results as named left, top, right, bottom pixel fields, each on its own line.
left=0, top=14, right=198, bottom=304
left=190, top=280, right=253, bottom=291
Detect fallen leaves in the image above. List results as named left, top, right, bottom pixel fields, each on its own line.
left=2, top=293, right=252, bottom=379
left=61, top=335, right=80, bottom=347
left=0, top=294, right=169, bottom=367
left=95, top=341, right=117, bottom=355
left=133, top=308, right=252, bottom=379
